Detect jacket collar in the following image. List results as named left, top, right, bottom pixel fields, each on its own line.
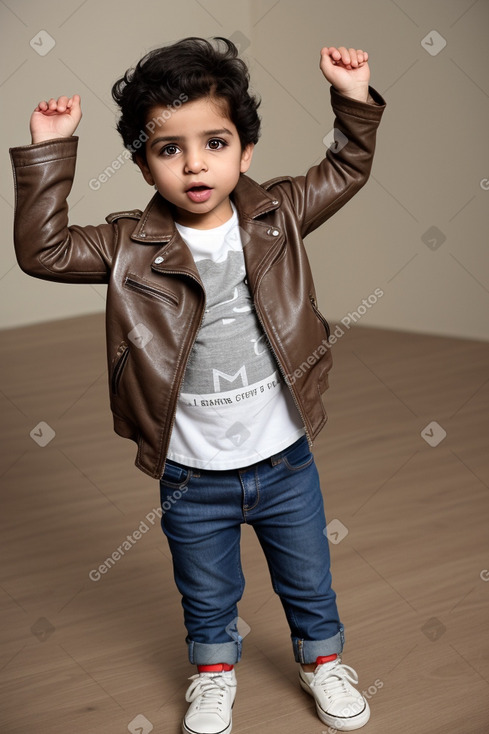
left=130, top=173, right=279, bottom=243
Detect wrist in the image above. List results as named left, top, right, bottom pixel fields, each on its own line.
left=333, top=84, right=370, bottom=103
left=31, top=133, right=74, bottom=144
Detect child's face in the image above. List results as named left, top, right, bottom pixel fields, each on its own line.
left=137, top=97, right=254, bottom=230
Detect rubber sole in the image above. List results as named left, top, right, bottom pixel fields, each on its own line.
left=299, top=675, right=370, bottom=731
left=182, top=701, right=234, bottom=734
left=182, top=719, right=232, bottom=734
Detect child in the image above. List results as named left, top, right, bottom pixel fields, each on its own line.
left=10, top=37, right=386, bottom=733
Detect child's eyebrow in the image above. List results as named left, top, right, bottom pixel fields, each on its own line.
left=150, top=128, right=234, bottom=148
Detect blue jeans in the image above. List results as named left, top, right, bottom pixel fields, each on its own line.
left=159, top=435, right=344, bottom=665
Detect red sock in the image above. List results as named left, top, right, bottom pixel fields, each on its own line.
left=197, top=663, right=234, bottom=673
left=315, top=654, right=338, bottom=665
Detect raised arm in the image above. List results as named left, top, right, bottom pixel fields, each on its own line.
left=265, top=45, right=386, bottom=237
left=10, top=95, right=116, bottom=283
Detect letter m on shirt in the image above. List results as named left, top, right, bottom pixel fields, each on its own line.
left=213, top=366, right=248, bottom=392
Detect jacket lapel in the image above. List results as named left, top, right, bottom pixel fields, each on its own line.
left=128, top=175, right=282, bottom=285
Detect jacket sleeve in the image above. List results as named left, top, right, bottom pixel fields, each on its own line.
left=267, top=86, right=386, bottom=238
left=9, top=136, right=116, bottom=283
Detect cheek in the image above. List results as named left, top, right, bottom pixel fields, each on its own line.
left=152, top=162, right=178, bottom=187
left=228, top=155, right=246, bottom=178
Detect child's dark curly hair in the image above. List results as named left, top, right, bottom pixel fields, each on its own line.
left=111, top=36, right=261, bottom=162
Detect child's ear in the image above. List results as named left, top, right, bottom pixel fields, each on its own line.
left=135, top=154, right=155, bottom=186
left=240, top=143, right=254, bottom=174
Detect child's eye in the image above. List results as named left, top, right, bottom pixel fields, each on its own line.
left=207, top=138, right=227, bottom=150
left=159, top=144, right=180, bottom=157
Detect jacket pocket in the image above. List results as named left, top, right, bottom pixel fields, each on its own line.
left=309, top=294, right=331, bottom=339
left=111, top=341, right=130, bottom=395
left=124, top=274, right=178, bottom=306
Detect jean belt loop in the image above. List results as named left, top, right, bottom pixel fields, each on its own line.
left=269, top=452, right=282, bottom=467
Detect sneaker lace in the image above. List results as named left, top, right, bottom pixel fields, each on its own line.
left=311, top=659, right=360, bottom=698
left=185, top=673, right=236, bottom=713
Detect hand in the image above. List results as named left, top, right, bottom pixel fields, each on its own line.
left=320, top=47, right=370, bottom=102
left=30, top=95, right=82, bottom=144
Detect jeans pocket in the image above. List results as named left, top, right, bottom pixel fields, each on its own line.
left=282, top=435, right=314, bottom=472
left=160, top=460, right=191, bottom=489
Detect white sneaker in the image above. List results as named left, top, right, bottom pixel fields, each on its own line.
left=183, top=668, right=237, bottom=734
left=299, top=656, right=370, bottom=731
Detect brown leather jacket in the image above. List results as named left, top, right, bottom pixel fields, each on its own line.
left=10, top=86, right=386, bottom=478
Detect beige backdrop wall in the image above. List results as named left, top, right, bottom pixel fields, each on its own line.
left=1, top=0, right=488, bottom=340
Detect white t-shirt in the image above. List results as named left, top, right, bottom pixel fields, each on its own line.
left=166, top=203, right=305, bottom=470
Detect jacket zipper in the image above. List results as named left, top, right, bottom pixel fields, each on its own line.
left=243, top=233, right=313, bottom=446
left=111, top=343, right=129, bottom=395
left=124, top=276, right=178, bottom=305
left=309, top=294, right=331, bottom=339
left=253, top=301, right=312, bottom=446
left=157, top=270, right=206, bottom=474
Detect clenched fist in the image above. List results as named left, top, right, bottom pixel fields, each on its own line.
left=319, top=47, right=370, bottom=102
left=30, top=95, right=82, bottom=144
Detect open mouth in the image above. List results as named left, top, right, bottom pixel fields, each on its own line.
left=186, top=185, right=213, bottom=203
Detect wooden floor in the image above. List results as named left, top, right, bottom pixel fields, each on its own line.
left=1, top=313, right=488, bottom=734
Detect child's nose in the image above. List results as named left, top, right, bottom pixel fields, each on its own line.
left=184, top=149, right=207, bottom=173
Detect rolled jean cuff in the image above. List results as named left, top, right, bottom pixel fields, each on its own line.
left=292, top=627, right=345, bottom=664
left=187, top=638, right=242, bottom=666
